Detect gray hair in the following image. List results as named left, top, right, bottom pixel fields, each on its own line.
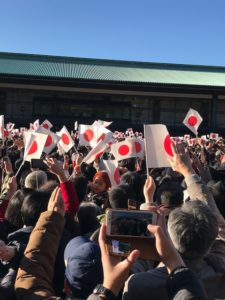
left=167, top=200, right=218, bottom=259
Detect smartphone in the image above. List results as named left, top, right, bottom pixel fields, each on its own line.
left=106, top=209, right=157, bottom=238
left=31, top=159, right=47, bottom=171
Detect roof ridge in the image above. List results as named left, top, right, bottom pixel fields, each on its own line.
left=1, top=51, right=225, bottom=72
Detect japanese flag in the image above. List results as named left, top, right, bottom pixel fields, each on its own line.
left=20, top=127, right=28, bottom=134
left=3, top=130, right=11, bottom=139
left=183, top=108, right=203, bottom=135
left=6, top=122, right=15, bottom=132
left=0, top=115, right=4, bottom=139
left=201, top=135, right=207, bottom=141
left=210, top=133, right=219, bottom=140
left=82, top=140, right=107, bottom=165
left=30, top=119, right=40, bottom=131
left=144, top=124, right=173, bottom=168
left=92, top=120, right=112, bottom=128
left=57, top=126, right=75, bottom=153
left=24, top=132, right=48, bottom=161
left=36, top=126, right=60, bottom=154
left=96, top=126, right=113, bottom=145
left=110, top=138, right=144, bottom=161
left=79, top=124, right=97, bottom=147
left=184, top=134, right=191, bottom=140
left=41, top=119, right=53, bottom=130
left=102, top=159, right=120, bottom=187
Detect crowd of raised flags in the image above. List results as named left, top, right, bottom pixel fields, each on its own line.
left=0, top=108, right=222, bottom=186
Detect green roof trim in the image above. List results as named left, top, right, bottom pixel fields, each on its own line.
left=1, top=52, right=225, bottom=87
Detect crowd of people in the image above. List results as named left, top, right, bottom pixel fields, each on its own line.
left=0, top=123, right=224, bottom=300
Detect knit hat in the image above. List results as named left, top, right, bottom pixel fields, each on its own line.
left=64, top=236, right=103, bottom=298
left=24, top=170, right=48, bottom=190
left=93, top=171, right=111, bottom=190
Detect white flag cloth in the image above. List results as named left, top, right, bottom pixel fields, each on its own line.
left=36, top=126, right=60, bottom=154
left=57, top=126, right=75, bottom=153
left=24, top=132, right=47, bottom=161
left=102, top=159, right=120, bottom=187
left=92, top=120, right=112, bottom=128
left=110, top=138, right=144, bottom=161
left=0, top=115, right=4, bottom=139
left=144, top=124, right=173, bottom=168
left=41, top=119, right=53, bottom=130
left=82, top=141, right=107, bottom=165
left=183, top=108, right=203, bottom=135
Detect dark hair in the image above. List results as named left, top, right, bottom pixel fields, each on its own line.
left=156, top=181, right=183, bottom=207
left=5, top=188, right=33, bottom=228
left=73, top=175, right=88, bottom=203
left=76, top=202, right=101, bottom=235
left=120, top=171, right=145, bottom=203
left=109, top=184, right=133, bottom=209
left=21, top=190, right=49, bottom=226
left=168, top=201, right=218, bottom=259
left=38, top=180, right=58, bottom=195
left=81, top=162, right=96, bottom=182
left=118, top=157, right=136, bottom=172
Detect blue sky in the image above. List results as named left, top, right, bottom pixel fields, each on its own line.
left=1, top=0, right=225, bottom=66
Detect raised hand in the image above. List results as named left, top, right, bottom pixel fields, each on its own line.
left=143, top=176, right=156, bottom=204
left=168, top=142, right=195, bottom=177
left=47, top=187, right=65, bottom=217
left=99, top=224, right=140, bottom=296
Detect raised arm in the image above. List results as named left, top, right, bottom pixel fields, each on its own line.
left=15, top=187, right=65, bottom=299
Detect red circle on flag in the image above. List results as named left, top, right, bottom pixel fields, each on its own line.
left=164, top=135, right=173, bottom=157
left=62, top=133, right=70, bottom=145
left=28, top=141, right=38, bottom=155
left=84, top=129, right=94, bottom=142
left=45, top=135, right=52, bottom=147
left=118, top=145, right=130, bottom=156
left=187, top=116, right=198, bottom=126
left=4, top=130, right=9, bottom=138
left=97, top=133, right=105, bottom=143
left=95, top=151, right=104, bottom=159
left=134, top=142, right=142, bottom=153
left=43, top=123, right=49, bottom=129
left=114, top=168, right=120, bottom=185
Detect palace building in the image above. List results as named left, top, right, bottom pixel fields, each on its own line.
left=1, top=52, right=225, bottom=134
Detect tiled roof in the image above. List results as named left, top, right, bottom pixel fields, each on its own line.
left=1, top=52, right=225, bottom=87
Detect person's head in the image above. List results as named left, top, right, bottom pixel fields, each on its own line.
left=92, top=171, right=111, bottom=194
left=168, top=201, right=218, bottom=259
left=76, top=202, right=101, bottom=235
left=64, top=236, right=103, bottom=298
left=38, top=180, right=58, bottom=195
left=109, top=184, right=134, bottom=209
left=4, top=188, right=33, bottom=229
left=118, top=157, right=136, bottom=172
left=120, top=171, right=145, bottom=203
left=156, top=181, right=184, bottom=215
left=24, top=170, right=48, bottom=190
left=73, top=175, right=88, bottom=203
left=81, top=162, right=96, bottom=182
left=21, top=190, right=49, bottom=226
left=207, top=180, right=225, bottom=219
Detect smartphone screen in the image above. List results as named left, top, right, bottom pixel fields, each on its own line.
left=106, top=209, right=156, bottom=237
